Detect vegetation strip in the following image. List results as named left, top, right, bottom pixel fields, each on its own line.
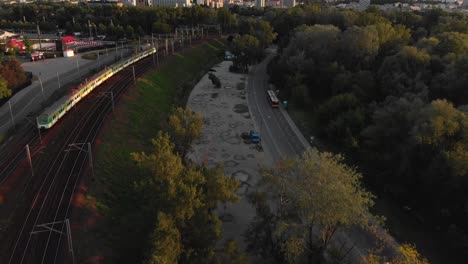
left=73, top=39, right=232, bottom=263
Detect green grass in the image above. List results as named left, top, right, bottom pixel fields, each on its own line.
left=75, top=39, right=226, bottom=263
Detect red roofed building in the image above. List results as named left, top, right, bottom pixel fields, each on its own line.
left=4, top=39, right=25, bottom=52
left=61, top=36, right=75, bottom=43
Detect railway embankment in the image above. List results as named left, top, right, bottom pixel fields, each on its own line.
left=0, top=47, right=133, bottom=139
left=71, top=38, right=226, bottom=263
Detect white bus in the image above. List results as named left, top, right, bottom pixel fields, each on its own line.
left=267, top=90, right=279, bottom=108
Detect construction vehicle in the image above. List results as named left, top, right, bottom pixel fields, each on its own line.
left=241, top=130, right=260, bottom=144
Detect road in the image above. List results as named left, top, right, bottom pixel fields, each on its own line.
left=246, top=49, right=398, bottom=262
left=247, top=49, right=310, bottom=162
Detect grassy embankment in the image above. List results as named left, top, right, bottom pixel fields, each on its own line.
left=74, top=39, right=226, bottom=263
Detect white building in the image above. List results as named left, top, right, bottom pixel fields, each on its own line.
left=280, top=0, right=294, bottom=7
left=152, top=0, right=191, bottom=6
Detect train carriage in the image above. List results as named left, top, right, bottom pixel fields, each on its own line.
left=37, top=47, right=156, bottom=129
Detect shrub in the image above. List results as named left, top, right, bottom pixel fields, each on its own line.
left=208, top=72, right=221, bottom=88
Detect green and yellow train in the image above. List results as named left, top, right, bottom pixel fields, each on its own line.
left=36, top=47, right=156, bottom=129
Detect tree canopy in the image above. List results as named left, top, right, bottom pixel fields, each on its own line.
left=266, top=4, right=468, bottom=261
left=247, top=150, right=377, bottom=263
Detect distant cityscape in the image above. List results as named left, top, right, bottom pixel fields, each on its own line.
left=7, top=0, right=296, bottom=8
left=3, top=0, right=468, bottom=12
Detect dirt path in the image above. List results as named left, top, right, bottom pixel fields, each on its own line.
left=187, top=61, right=273, bottom=250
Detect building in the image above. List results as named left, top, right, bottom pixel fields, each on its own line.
left=204, top=0, right=223, bottom=7
left=0, top=30, right=18, bottom=40
left=86, top=0, right=123, bottom=6
left=265, top=0, right=279, bottom=7
left=255, top=0, right=264, bottom=7
left=280, top=0, right=294, bottom=7
left=136, top=0, right=152, bottom=6
left=152, top=0, right=191, bottom=6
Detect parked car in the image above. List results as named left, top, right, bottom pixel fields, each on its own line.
left=30, top=51, right=45, bottom=61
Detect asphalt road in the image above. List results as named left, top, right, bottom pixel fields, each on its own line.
left=247, top=49, right=309, bottom=162
left=246, top=49, right=398, bottom=263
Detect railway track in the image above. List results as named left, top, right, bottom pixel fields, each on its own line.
left=1, top=36, right=219, bottom=264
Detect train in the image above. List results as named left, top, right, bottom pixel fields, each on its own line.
left=36, top=47, right=156, bottom=129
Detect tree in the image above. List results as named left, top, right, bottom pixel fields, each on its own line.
left=231, top=34, right=262, bottom=71
left=146, top=212, right=182, bottom=264
left=284, top=24, right=340, bottom=67
left=412, top=99, right=467, bottom=147
left=152, top=21, right=171, bottom=34
left=215, top=240, right=249, bottom=264
left=338, top=26, right=380, bottom=69
left=98, top=23, right=107, bottom=35
left=23, top=36, right=33, bottom=53
left=249, top=150, right=376, bottom=263
left=137, top=25, right=145, bottom=37
left=361, top=243, right=428, bottom=264
left=0, top=57, right=27, bottom=91
left=167, top=107, right=204, bottom=160
left=115, top=25, right=125, bottom=39
left=377, top=46, right=430, bottom=98
left=362, top=94, right=426, bottom=189
left=253, top=19, right=277, bottom=48
left=430, top=55, right=468, bottom=105
left=374, top=23, right=410, bottom=53
left=316, top=93, right=366, bottom=150
left=0, top=76, right=11, bottom=99
left=217, top=7, right=237, bottom=33
left=125, top=25, right=135, bottom=39
left=131, top=131, right=190, bottom=218
left=132, top=132, right=239, bottom=263
left=435, top=32, right=468, bottom=56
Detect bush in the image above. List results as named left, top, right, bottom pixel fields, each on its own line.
left=229, top=64, right=248, bottom=73
left=208, top=72, right=221, bottom=88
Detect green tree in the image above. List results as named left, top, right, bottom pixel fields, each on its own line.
left=125, top=25, right=134, bottom=39
left=338, top=25, right=380, bottom=69
left=361, top=243, right=428, bottom=264
left=167, top=107, right=204, bottom=160
left=0, top=76, right=11, bottom=99
left=412, top=99, right=467, bottom=147
left=435, top=32, right=468, bottom=56
left=146, top=212, right=182, bottom=264
left=115, top=25, right=125, bottom=39
left=249, top=150, right=376, bottom=263
left=253, top=19, right=277, bottom=48
left=316, top=93, right=366, bottom=150
left=98, top=23, right=107, bottom=35
left=152, top=21, right=171, bottom=34
left=132, top=132, right=239, bottom=263
left=362, top=94, right=426, bottom=189
left=0, top=57, right=26, bottom=91
left=430, top=55, right=468, bottom=105
left=23, top=36, right=33, bottom=53
left=377, top=46, right=430, bottom=97
left=374, top=23, right=410, bottom=53
left=217, top=7, right=237, bottom=33
left=231, top=34, right=262, bottom=71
